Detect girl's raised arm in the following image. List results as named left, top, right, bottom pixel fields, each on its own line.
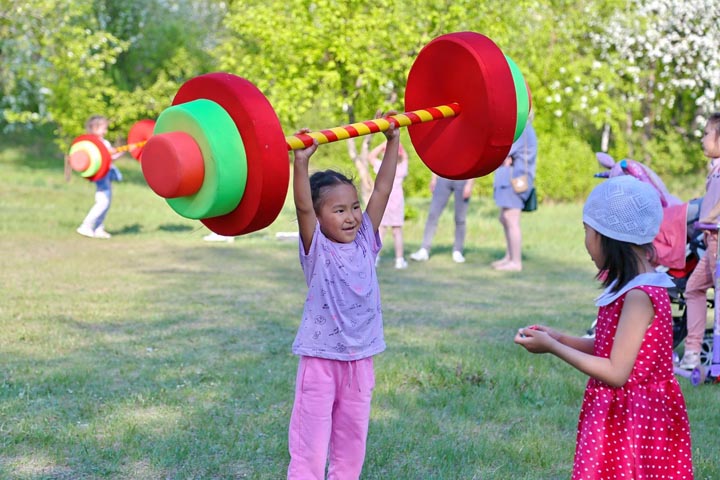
left=293, top=133, right=319, bottom=254
left=366, top=112, right=400, bottom=231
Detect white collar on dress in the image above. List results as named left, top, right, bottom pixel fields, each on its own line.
left=594, top=272, right=675, bottom=307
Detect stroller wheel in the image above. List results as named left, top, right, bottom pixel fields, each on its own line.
left=700, top=328, right=714, bottom=367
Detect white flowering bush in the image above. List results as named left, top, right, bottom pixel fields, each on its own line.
left=588, top=0, right=720, bottom=170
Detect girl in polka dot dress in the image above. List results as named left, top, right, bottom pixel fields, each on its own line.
left=515, top=176, right=693, bottom=479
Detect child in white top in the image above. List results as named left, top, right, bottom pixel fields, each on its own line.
left=76, top=115, right=123, bottom=239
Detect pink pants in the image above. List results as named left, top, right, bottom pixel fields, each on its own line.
left=287, top=356, right=375, bottom=480
left=684, top=232, right=718, bottom=353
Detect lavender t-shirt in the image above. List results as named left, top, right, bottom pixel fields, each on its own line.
left=292, top=213, right=385, bottom=360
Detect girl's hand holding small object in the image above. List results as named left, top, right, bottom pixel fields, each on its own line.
left=514, top=324, right=555, bottom=353
left=516, top=324, right=539, bottom=338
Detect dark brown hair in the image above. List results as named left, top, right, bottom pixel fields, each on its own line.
left=309, top=170, right=355, bottom=212
left=708, top=112, right=720, bottom=138
left=596, top=235, right=656, bottom=293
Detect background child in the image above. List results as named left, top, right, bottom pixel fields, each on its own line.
left=514, top=176, right=693, bottom=479
left=76, top=115, right=123, bottom=239
left=369, top=139, right=409, bottom=269
left=680, top=112, right=720, bottom=370
left=287, top=113, right=400, bottom=479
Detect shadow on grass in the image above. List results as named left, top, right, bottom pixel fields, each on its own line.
left=158, top=224, right=195, bottom=233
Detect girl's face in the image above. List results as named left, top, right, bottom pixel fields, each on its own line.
left=584, top=223, right=604, bottom=269
left=701, top=121, right=720, bottom=159
left=316, top=183, right=363, bottom=243
left=89, top=121, right=109, bottom=138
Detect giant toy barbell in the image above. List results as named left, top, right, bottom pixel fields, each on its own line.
left=140, top=32, right=532, bottom=236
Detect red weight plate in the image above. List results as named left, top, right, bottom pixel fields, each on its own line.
left=172, top=73, right=287, bottom=236
left=405, top=32, right=517, bottom=179
left=127, top=119, right=156, bottom=160
left=71, top=134, right=112, bottom=182
left=142, top=131, right=205, bottom=199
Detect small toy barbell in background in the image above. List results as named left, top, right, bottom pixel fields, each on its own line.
left=66, top=119, right=156, bottom=181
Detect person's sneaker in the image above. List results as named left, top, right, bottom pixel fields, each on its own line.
left=76, top=225, right=95, bottom=238
left=395, top=258, right=408, bottom=269
left=679, top=351, right=701, bottom=370
left=203, top=232, right=235, bottom=243
left=452, top=251, right=466, bottom=263
left=410, top=248, right=429, bottom=261
left=93, top=227, right=112, bottom=239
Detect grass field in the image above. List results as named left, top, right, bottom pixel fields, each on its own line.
left=1, top=134, right=718, bottom=479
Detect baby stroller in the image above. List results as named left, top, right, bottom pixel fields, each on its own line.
left=591, top=153, right=714, bottom=366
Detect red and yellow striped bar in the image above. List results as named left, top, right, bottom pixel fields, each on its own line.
left=115, top=140, right=148, bottom=153
left=286, top=103, right=461, bottom=151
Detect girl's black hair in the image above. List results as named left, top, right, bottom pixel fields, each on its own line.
left=596, top=235, right=656, bottom=293
left=709, top=112, right=720, bottom=137
left=309, top=169, right=355, bottom=212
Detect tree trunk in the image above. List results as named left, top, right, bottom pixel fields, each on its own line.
left=641, top=71, right=656, bottom=165
left=625, top=111, right=634, bottom=158
left=601, top=123, right=610, bottom=152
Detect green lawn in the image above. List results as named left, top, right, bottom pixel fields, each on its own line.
left=1, top=137, right=718, bottom=479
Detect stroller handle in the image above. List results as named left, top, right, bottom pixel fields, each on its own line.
left=693, top=221, right=720, bottom=232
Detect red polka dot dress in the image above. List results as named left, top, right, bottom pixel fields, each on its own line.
left=572, top=285, right=693, bottom=479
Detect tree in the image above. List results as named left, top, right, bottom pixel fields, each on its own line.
left=0, top=0, right=228, bottom=150
left=215, top=0, right=538, bottom=201
left=1, top=0, right=126, bottom=147
left=588, top=0, right=720, bottom=172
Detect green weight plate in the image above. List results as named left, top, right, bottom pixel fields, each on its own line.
left=172, top=73, right=288, bottom=236
left=506, top=55, right=530, bottom=142
left=153, top=99, right=247, bottom=219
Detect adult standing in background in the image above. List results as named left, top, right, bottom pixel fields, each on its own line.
left=410, top=174, right=474, bottom=264
left=491, top=114, right=538, bottom=271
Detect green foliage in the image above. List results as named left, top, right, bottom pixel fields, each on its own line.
left=1, top=0, right=128, bottom=147
left=535, top=126, right=598, bottom=201
left=0, top=0, right=226, bottom=151
left=94, top=0, right=223, bottom=90
left=635, top=127, right=705, bottom=177
left=217, top=0, right=418, bottom=127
